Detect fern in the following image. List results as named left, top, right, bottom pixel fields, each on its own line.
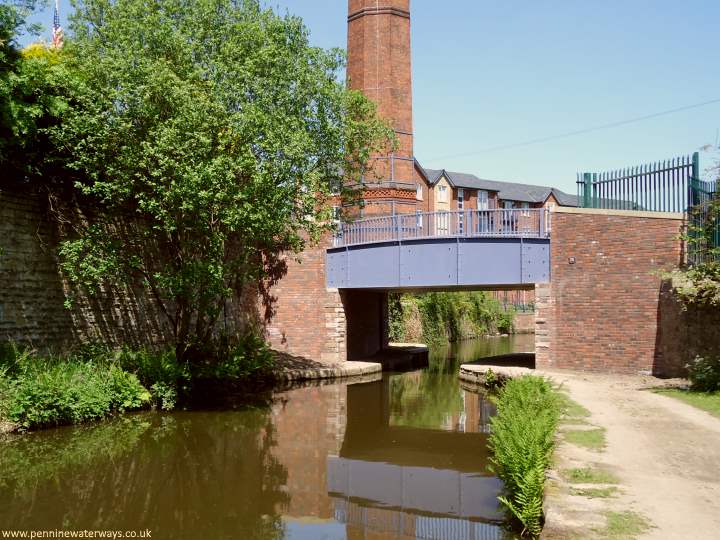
left=489, top=376, right=561, bottom=538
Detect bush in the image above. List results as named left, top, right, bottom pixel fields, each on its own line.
left=0, top=333, right=276, bottom=430
left=389, top=291, right=516, bottom=345
left=114, top=348, right=189, bottom=410
left=687, top=355, right=720, bottom=392
left=0, top=343, right=151, bottom=430
left=0, top=365, right=10, bottom=421
left=196, top=333, right=275, bottom=380
left=7, top=359, right=150, bottom=430
left=489, top=376, right=561, bottom=538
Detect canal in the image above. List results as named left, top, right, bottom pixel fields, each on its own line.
left=0, top=335, right=534, bottom=539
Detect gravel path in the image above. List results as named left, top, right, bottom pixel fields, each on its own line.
left=542, top=370, right=720, bottom=539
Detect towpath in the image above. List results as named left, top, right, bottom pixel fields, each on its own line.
left=460, top=364, right=720, bottom=539
left=544, top=370, right=720, bottom=540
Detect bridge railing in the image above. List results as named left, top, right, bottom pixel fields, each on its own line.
left=333, top=209, right=550, bottom=247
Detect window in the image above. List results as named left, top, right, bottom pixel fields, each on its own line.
left=416, top=210, right=423, bottom=229
left=457, top=189, right=464, bottom=233
left=438, top=185, right=448, bottom=203
left=416, top=184, right=423, bottom=201
left=502, top=200, right=514, bottom=209
left=477, top=190, right=489, bottom=210
left=520, top=202, right=530, bottom=216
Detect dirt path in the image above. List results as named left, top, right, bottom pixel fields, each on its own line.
left=542, top=370, right=720, bottom=539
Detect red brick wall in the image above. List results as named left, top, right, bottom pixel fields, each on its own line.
left=538, top=208, right=684, bottom=374
left=265, top=239, right=346, bottom=364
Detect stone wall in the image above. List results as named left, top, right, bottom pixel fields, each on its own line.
left=0, top=188, right=177, bottom=351
left=537, top=207, right=684, bottom=375
left=534, top=283, right=553, bottom=368
left=0, top=187, right=347, bottom=363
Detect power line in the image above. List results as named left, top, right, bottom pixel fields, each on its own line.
left=425, top=98, right=720, bottom=163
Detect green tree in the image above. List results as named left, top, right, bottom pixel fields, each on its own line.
left=0, top=0, right=71, bottom=180
left=54, top=0, right=393, bottom=361
left=669, top=152, right=720, bottom=306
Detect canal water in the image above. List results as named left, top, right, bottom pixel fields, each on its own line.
left=0, top=335, right=533, bottom=540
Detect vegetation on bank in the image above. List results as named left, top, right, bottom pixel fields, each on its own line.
left=0, top=337, right=274, bottom=431
left=655, top=355, right=720, bottom=418
left=388, top=292, right=515, bottom=345
left=0, top=0, right=392, bottom=432
left=488, top=375, right=561, bottom=538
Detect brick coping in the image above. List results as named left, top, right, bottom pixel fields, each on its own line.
left=271, top=361, right=382, bottom=383
left=459, top=362, right=535, bottom=384
left=552, top=206, right=684, bottom=220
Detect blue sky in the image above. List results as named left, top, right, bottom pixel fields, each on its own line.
left=25, top=0, right=720, bottom=193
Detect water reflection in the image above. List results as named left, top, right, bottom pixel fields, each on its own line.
left=0, top=410, right=289, bottom=539
left=0, top=336, right=529, bottom=539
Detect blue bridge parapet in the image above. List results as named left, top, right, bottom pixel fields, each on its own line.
left=327, top=209, right=551, bottom=289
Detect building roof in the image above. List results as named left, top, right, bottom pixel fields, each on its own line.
left=421, top=167, right=579, bottom=207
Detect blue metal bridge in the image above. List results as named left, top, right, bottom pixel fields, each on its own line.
left=326, top=209, right=551, bottom=289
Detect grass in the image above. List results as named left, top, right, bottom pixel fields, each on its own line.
left=562, top=467, right=619, bottom=485
left=564, top=427, right=606, bottom=450
left=570, top=486, right=618, bottom=499
left=562, top=396, right=592, bottom=419
left=599, top=511, right=651, bottom=539
left=654, top=388, right=720, bottom=418
left=558, top=392, right=592, bottom=425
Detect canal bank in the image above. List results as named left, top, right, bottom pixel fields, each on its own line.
left=458, top=359, right=720, bottom=540
left=542, top=370, right=720, bottom=540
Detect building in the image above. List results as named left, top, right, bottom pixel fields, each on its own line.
left=417, top=168, right=578, bottom=214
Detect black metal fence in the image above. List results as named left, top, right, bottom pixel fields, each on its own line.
left=577, top=153, right=697, bottom=213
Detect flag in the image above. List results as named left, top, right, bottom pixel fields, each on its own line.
left=52, top=0, right=64, bottom=49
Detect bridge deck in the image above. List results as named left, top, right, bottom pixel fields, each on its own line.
left=327, top=210, right=551, bottom=289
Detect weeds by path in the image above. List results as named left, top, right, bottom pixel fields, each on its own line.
left=564, top=427, right=607, bottom=451
left=562, top=467, right=619, bottom=485
left=597, top=511, right=651, bottom=539
left=654, top=388, right=720, bottom=419
left=570, top=487, right=618, bottom=499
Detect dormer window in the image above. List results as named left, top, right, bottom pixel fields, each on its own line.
left=438, top=185, right=448, bottom=203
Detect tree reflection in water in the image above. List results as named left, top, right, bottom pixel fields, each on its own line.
left=0, top=407, right=289, bottom=540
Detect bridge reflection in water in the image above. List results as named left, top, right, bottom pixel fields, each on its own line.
left=272, top=369, right=507, bottom=540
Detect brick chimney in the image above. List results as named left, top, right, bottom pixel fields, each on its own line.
left=347, top=0, right=419, bottom=215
